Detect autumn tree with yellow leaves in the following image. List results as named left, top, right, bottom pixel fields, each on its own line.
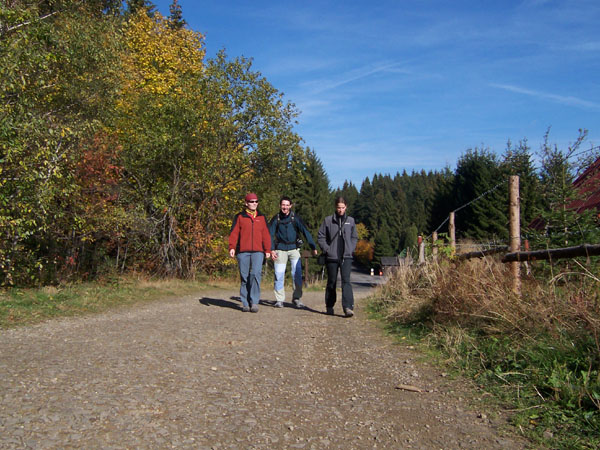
left=1, top=2, right=308, bottom=285
left=115, top=10, right=304, bottom=276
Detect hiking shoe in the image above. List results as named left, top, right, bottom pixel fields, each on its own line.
left=344, top=308, right=354, bottom=317
left=242, top=306, right=250, bottom=312
left=292, top=299, right=305, bottom=309
left=274, top=301, right=284, bottom=308
left=326, top=307, right=334, bottom=315
left=250, top=304, right=259, bottom=313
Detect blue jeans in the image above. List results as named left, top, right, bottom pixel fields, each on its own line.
left=325, top=259, right=354, bottom=310
left=273, top=249, right=302, bottom=302
left=237, top=252, right=264, bottom=308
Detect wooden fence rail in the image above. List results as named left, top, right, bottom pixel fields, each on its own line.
left=502, top=243, right=600, bottom=263
left=456, top=247, right=508, bottom=260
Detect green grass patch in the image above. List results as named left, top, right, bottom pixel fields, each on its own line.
left=368, top=295, right=600, bottom=449
left=449, top=332, right=600, bottom=449
left=365, top=299, right=430, bottom=345
left=0, top=277, right=236, bottom=328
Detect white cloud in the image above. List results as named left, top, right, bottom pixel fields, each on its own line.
left=303, top=61, right=407, bottom=94
left=490, top=83, right=600, bottom=110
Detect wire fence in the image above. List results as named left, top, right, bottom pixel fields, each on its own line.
left=428, top=141, right=600, bottom=244
left=423, top=176, right=599, bottom=264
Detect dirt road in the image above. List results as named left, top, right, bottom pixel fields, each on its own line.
left=0, top=274, right=530, bottom=449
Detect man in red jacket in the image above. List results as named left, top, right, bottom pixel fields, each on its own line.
left=229, top=193, right=271, bottom=312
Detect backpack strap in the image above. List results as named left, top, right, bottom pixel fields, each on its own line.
left=275, top=212, right=300, bottom=245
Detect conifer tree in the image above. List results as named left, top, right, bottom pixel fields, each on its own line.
left=334, top=181, right=359, bottom=215
left=401, top=224, right=418, bottom=256
left=429, top=167, right=455, bottom=234
left=355, top=177, right=375, bottom=231
left=289, top=148, right=331, bottom=233
left=127, top=0, right=155, bottom=16
left=452, top=148, right=505, bottom=240
left=373, top=225, right=394, bottom=267
left=534, top=129, right=600, bottom=247
left=501, top=138, right=543, bottom=228
left=168, top=0, right=186, bottom=29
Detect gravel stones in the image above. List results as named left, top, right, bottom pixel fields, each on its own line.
left=0, top=284, right=528, bottom=449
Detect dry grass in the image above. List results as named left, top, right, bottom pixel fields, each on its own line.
left=374, top=257, right=600, bottom=342
left=372, top=256, right=600, bottom=448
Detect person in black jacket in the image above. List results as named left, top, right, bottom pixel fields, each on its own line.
left=269, top=196, right=317, bottom=308
left=317, top=196, right=358, bottom=317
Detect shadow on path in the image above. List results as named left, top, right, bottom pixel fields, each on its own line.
left=261, top=299, right=327, bottom=314
left=199, top=296, right=334, bottom=316
left=352, top=281, right=381, bottom=288
left=198, top=297, right=241, bottom=311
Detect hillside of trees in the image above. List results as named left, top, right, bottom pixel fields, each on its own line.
left=2, top=1, right=598, bottom=287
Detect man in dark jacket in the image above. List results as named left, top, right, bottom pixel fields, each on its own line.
left=269, top=196, right=318, bottom=308
left=317, top=196, right=358, bottom=317
left=229, top=193, right=271, bottom=313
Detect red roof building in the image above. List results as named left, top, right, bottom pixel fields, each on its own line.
left=568, top=156, right=600, bottom=214
left=529, top=156, right=600, bottom=230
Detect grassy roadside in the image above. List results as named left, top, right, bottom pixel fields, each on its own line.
left=368, top=258, right=600, bottom=450
left=0, top=271, right=326, bottom=329
left=0, top=276, right=238, bottom=329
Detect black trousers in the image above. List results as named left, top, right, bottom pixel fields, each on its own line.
left=325, top=259, right=354, bottom=310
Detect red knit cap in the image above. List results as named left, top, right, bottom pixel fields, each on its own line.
left=245, top=193, right=258, bottom=202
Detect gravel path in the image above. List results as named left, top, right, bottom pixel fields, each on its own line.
left=0, top=275, right=530, bottom=449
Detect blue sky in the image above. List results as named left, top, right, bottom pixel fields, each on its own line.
left=153, top=0, right=600, bottom=189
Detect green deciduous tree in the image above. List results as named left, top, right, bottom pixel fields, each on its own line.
left=116, top=11, right=303, bottom=276
left=0, top=2, right=123, bottom=284
left=1, top=3, right=308, bottom=285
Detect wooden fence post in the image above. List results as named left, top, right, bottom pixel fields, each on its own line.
left=449, top=212, right=456, bottom=256
left=432, top=231, right=438, bottom=260
left=418, top=235, right=425, bottom=264
left=509, top=175, right=521, bottom=295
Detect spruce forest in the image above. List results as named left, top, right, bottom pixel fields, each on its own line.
left=2, top=1, right=598, bottom=287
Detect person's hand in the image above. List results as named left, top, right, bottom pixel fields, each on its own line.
left=229, top=249, right=235, bottom=258
left=272, top=250, right=278, bottom=260
left=265, top=252, right=271, bottom=259
left=312, top=249, right=318, bottom=256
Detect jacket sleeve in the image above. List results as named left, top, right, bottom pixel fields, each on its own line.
left=228, top=214, right=241, bottom=251
left=262, top=218, right=272, bottom=252
left=317, top=217, right=329, bottom=252
left=268, top=215, right=277, bottom=250
left=349, top=218, right=358, bottom=253
left=297, top=215, right=317, bottom=250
